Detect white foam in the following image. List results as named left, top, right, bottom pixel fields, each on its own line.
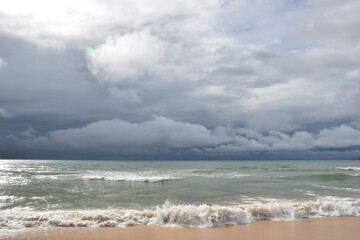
left=177, top=169, right=250, bottom=179
left=335, top=167, right=360, bottom=171
left=82, top=171, right=180, bottom=183
left=35, top=175, right=60, bottom=180
left=81, top=170, right=249, bottom=183
left=211, top=172, right=250, bottom=178
left=317, top=185, right=360, bottom=193
left=305, top=191, right=318, bottom=196
left=0, top=197, right=359, bottom=231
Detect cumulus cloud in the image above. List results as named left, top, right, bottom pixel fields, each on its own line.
left=0, top=0, right=105, bottom=49
left=19, top=117, right=360, bottom=158
left=208, top=127, right=316, bottom=152
left=315, top=125, right=360, bottom=148
left=48, top=116, right=224, bottom=148
left=0, top=0, right=219, bottom=50
left=89, top=31, right=167, bottom=83
left=205, top=125, right=360, bottom=154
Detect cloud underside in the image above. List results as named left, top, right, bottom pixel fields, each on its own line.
left=21, top=117, right=360, bottom=155
left=0, top=0, right=360, bottom=159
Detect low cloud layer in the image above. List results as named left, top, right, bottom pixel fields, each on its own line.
left=0, top=0, right=359, bottom=159
left=14, top=117, right=360, bottom=159
left=49, top=117, right=221, bottom=148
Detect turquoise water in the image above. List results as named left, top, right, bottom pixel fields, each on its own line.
left=0, top=160, right=359, bottom=232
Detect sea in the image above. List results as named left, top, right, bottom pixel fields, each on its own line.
left=0, top=159, right=359, bottom=236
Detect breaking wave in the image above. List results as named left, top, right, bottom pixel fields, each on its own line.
left=335, top=167, right=360, bottom=171
left=82, top=171, right=179, bottom=183
left=0, top=197, right=359, bottom=230
left=315, top=185, right=360, bottom=193
left=81, top=170, right=249, bottom=183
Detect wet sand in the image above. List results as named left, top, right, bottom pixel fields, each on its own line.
left=5, top=217, right=360, bottom=240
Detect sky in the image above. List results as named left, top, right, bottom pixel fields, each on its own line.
left=0, top=0, right=359, bottom=160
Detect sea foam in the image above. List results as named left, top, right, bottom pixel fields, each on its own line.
left=81, top=170, right=249, bottom=183
left=0, top=197, right=359, bottom=230
left=81, top=171, right=179, bottom=182
left=335, top=167, right=360, bottom=171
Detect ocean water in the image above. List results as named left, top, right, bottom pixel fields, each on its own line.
left=0, top=159, right=359, bottom=235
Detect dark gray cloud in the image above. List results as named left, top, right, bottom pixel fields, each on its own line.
left=0, top=0, right=359, bottom=159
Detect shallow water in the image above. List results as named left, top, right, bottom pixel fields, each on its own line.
left=0, top=159, right=359, bottom=232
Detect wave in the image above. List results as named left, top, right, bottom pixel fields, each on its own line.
left=82, top=171, right=180, bottom=183
left=188, top=169, right=217, bottom=175
left=286, top=173, right=359, bottom=181
left=322, top=186, right=360, bottom=193
left=81, top=170, right=249, bottom=183
left=335, top=167, right=360, bottom=171
left=0, top=197, right=359, bottom=230
left=183, top=169, right=249, bottom=178
left=211, top=172, right=250, bottom=178
left=307, top=173, right=358, bottom=181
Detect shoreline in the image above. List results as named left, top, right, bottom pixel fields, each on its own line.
left=4, top=217, right=360, bottom=240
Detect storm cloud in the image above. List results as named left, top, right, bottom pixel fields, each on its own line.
left=0, top=0, right=359, bottom=159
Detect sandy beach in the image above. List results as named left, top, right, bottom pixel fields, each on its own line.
left=5, top=217, right=360, bottom=240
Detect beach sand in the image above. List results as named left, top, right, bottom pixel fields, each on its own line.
left=5, top=217, right=360, bottom=240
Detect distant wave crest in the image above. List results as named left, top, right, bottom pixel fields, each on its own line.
left=82, top=171, right=179, bottom=183
left=335, top=167, right=360, bottom=172
left=81, top=170, right=249, bottom=183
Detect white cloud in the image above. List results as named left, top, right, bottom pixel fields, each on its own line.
left=315, top=125, right=360, bottom=148
left=207, top=124, right=360, bottom=154
left=0, top=0, right=106, bottom=49
left=48, top=116, right=224, bottom=148
left=89, top=31, right=167, bottom=83
left=0, top=0, right=219, bottom=50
